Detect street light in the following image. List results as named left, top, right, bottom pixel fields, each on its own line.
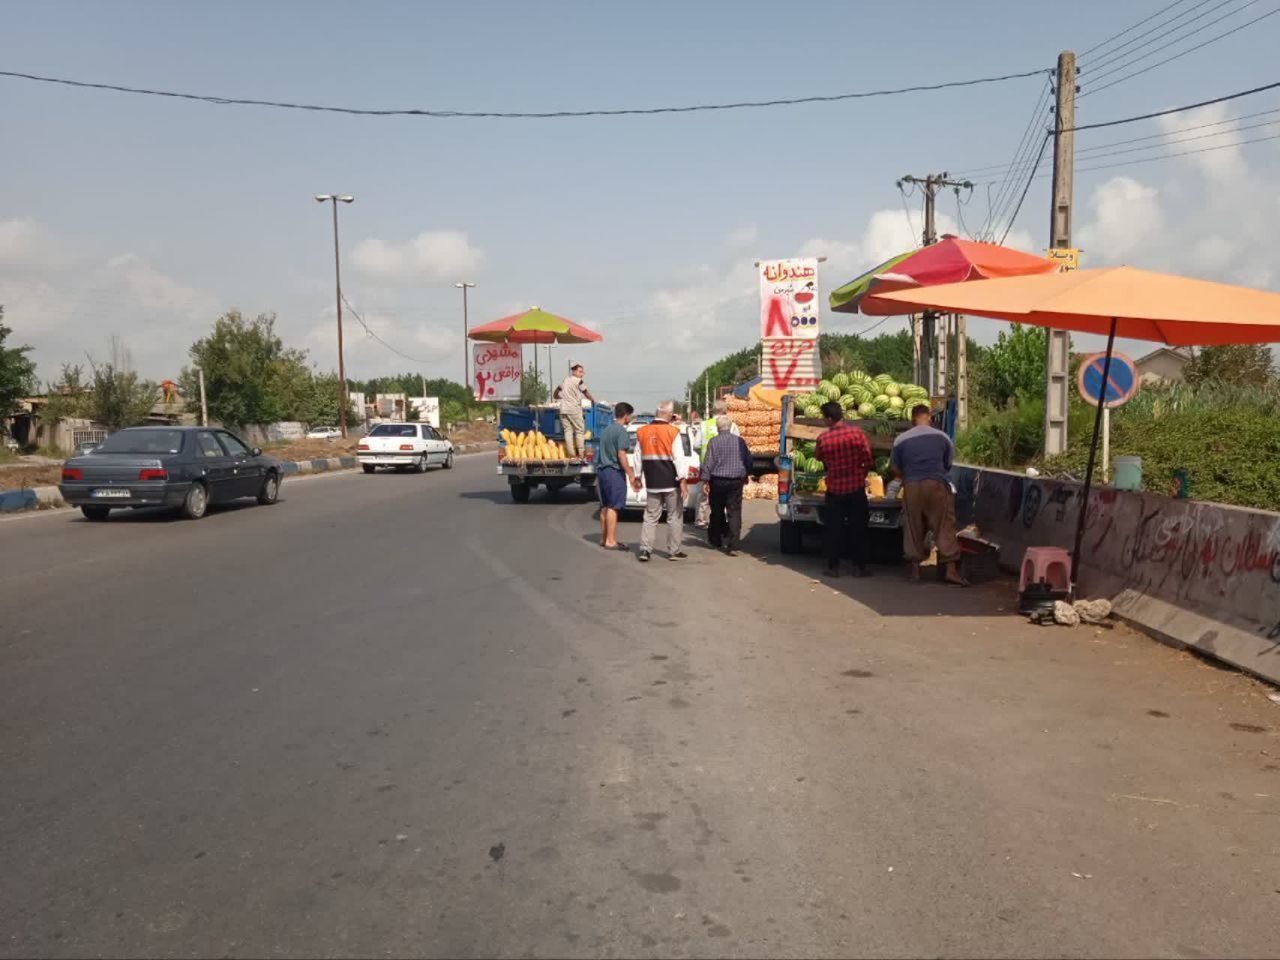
left=315, top=194, right=355, bottom=436
left=455, top=281, right=476, bottom=392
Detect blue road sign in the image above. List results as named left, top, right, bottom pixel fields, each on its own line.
left=1077, top=351, right=1139, bottom=408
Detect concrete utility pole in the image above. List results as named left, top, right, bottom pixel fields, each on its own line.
left=315, top=194, right=354, bottom=437
left=197, top=367, right=208, bottom=427
left=455, top=282, right=475, bottom=390
left=1044, top=51, right=1077, bottom=456
left=899, top=173, right=970, bottom=398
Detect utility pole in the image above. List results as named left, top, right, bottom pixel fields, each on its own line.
left=898, top=173, right=971, bottom=397
left=315, top=194, right=354, bottom=437
left=1044, top=51, right=1077, bottom=456
left=455, top=281, right=475, bottom=390
left=197, top=367, right=208, bottom=427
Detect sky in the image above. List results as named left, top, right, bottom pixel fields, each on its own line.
left=2, top=0, right=1278, bottom=407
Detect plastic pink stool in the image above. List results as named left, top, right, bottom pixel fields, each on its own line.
left=1019, top=546, right=1072, bottom=592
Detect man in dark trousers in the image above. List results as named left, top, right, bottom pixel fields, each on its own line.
left=814, top=400, right=875, bottom=578
left=699, top=414, right=753, bottom=555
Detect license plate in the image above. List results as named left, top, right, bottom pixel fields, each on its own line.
left=91, top=488, right=132, bottom=498
left=869, top=511, right=888, bottom=524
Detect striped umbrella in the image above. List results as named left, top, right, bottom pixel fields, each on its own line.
left=467, top=307, right=603, bottom=344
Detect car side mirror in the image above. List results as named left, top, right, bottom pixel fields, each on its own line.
left=252, top=447, right=262, bottom=457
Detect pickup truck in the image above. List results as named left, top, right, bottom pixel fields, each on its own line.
left=774, top=395, right=909, bottom=557
left=497, top=402, right=615, bottom=502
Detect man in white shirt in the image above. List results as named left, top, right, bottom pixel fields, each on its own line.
left=555, top=362, right=596, bottom=459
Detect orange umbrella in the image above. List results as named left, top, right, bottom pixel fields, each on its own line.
left=868, top=265, right=1280, bottom=344
left=872, top=265, right=1280, bottom=594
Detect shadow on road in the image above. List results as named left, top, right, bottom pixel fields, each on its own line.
left=73, top=502, right=260, bottom=524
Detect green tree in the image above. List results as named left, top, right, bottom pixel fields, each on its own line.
left=972, top=323, right=1050, bottom=406
left=1184, top=344, right=1275, bottom=387
left=182, top=311, right=310, bottom=425
left=520, top=364, right=549, bottom=404
left=43, top=346, right=156, bottom=431
left=0, top=311, right=38, bottom=417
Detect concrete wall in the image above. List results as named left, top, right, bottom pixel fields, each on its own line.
left=954, top=465, right=1280, bottom=685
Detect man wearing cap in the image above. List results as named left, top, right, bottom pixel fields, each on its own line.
left=555, top=362, right=596, bottom=460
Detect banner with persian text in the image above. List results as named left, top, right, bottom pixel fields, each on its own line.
left=758, top=257, right=822, bottom=392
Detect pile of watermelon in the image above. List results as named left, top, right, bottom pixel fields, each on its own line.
left=792, top=371, right=929, bottom=422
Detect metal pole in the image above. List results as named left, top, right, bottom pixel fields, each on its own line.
left=1071, top=317, right=1116, bottom=597
left=1101, top=404, right=1110, bottom=483
left=1045, top=51, right=1077, bottom=456
left=462, top=285, right=470, bottom=386
left=197, top=367, right=208, bottom=426
left=330, top=200, right=349, bottom=439
left=955, top=314, right=969, bottom=429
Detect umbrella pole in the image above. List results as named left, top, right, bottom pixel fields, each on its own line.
left=1070, top=317, right=1117, bottom=599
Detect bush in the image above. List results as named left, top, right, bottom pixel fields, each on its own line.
left=956, top=397, right=1046, bottom=469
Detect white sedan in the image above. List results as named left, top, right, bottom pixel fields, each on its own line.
left=624, top=422, right=700, bottom=515
left=357, top=423, right=454, bottom=473
left=306, top=426, right=342, bottom=440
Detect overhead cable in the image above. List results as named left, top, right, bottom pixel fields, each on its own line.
left=0, top=67, right=1047, bottom=119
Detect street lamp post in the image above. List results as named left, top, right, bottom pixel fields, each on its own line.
left=455, top=281, right=476, bottom=393
left=315, top=194, right=355, bottom=437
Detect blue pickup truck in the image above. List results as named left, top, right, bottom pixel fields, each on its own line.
left=497, top=402, right=616, bottom=503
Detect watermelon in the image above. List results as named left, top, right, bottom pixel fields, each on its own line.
left=832, top=372, right=850, bottom=390
left=873, top=394, right=891, bottom=410
left=821, top=383, right=842, bottom=401
left=803, top=404, right=823, bottom=420
left=809, top=458, right=825, bottom=474
left=838, top=394, right=857, bottom=409
left=818, top=379, right=836, bottom=395
left=885, top=383, right=902, bottom=398
left=851, top=385, right=873, bottom=404
left=848, top=370, right=871, bottom=384
left=872, top=374, right=894, bottom=390
left=857, top=401, right=876, bottom=417
left=888, top=396, right=905, bottom=410
left=792, top=452, right=808, bottom=472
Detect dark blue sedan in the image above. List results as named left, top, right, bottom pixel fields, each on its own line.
left=59, top=426, right=284, bottom=521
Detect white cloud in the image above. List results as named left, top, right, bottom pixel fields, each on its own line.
left=0, top=217, right=67, bottom=270
left=1075, top=176, right=1164, bottom=264
left=350, top=230, right=484, bottom=285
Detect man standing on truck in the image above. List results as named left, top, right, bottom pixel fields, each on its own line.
left=700, top=414, right=753, bottom=555
left=695, top=398, right=740, bottom=528
left=597, top=401, right=641, bottom=551
left=555, top=362, right=596, bottom=460
left=815, top=400, right=875, bottom=578
left=636, top=400, right=688, bottom=563
left=891, top=404, right=967, bottom=586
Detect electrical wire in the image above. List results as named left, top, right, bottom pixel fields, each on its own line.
left=341, top=294, right=435, bottom=365
left=0, top=67, right=1047, bottom=120
left=999, top=132, right=1052, bottom=245
left=952, top=184, right=977, bottom=240
left=1082, top=0, right=1252, bottom=76
left=1069, top=78, right=1280, bottom=131
left=1073, top=127, right=1280, bottom=173
left=898, top=179, right=920, bottom=242
left=1081, top=7, right=1280, bottom=97
left=1062, top=115, right=1279, bottom=163
left=1080, top=0, right=1200, bottom=57
left=977, top=78, right=1053, bottom=239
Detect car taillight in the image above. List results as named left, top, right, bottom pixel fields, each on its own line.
left=399, top=444, right=414, bottom=451
left=358, top=443, right=370, bottom=451
left=62, top=467, right=83, bottom=482
left=686, top=466, right=700, bottom=481
left=778, top=461, right=792, bottom=501
left=139, top=469, right=167, bottom=481
left=585, top=447, right=595, bottom=462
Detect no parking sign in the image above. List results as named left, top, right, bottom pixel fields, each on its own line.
left=1077, top=351, right=1139, bottom=408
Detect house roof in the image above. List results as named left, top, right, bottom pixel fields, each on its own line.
left=1136, top=347, right=1193, bottom=365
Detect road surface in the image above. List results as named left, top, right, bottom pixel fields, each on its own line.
left=2, top=455, right=1277, bottom=958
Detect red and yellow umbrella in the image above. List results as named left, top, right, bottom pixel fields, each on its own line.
left=467, top=307, right=603, bottom=344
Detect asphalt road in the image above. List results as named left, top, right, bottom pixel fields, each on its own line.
left=2, top=456, right=1277, bottom=959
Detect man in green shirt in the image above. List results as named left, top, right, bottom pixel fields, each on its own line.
left=597, top=402, right=641, bottom=551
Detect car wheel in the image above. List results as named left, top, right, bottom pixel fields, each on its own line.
left=414, top=454, right=428, bottom=474
left=180, top=482, right=208, bottom=520
left=510, top=481, right=531, bottom=503
left=362, top=464, right=376, bottom=474
left=257, top=471, right=280, bottom=505
left=780, top=519, right=803, bottom=554
left=443, top=450, right=454, bottom=469
left=81, top=506, right=111, bottom=522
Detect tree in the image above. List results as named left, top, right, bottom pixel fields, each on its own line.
left=182, top=311, right=311, bottom=425
left=520, top=364, right=549, bottom=404
left=1184, top=344, right=1275, bottom=387
left=42, top=343, right=156, bottom=431
left=973, top=323, right=1051, bottom=406
left=0, top=310, right=37, bottom=417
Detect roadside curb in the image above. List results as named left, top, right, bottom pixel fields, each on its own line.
left=0, top=444, right=499, bottom=514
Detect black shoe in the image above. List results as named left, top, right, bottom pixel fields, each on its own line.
left=708, top=539, right=722, bottom=549
left=638, top=550, right=651, bottom=563
left=668, top=551, right=688, bottom=561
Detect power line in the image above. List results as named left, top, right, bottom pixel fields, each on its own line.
left=1081, top=7, right=1280, bottom=97
left=1082, top=0, right=1251, bottom=76
left=341, top=295, right=435, bottom=365
left=978, top=78, right=1053, bottom=238
left=0, top=66, right=1048, bottom=120
left=998, top=132, right=1052, bottom=245
left=1069, top=78, right=1280, bottom=131
left=1063, top=115, right=1280, bottom=163
left=1080, top=0, right=1200, bottom=57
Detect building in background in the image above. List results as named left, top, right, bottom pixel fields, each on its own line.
left=1136, top=347, right=1192, bottom=384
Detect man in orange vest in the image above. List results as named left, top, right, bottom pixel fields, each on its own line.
left=635, top=400, right=688, bottom=562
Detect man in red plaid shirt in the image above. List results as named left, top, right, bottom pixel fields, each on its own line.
left=814, top=400, right=875, bottom=578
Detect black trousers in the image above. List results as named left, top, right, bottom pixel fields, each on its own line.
left=708, top=477, right=745, bottom=549
left=822, top=490, right=869, bottom=569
